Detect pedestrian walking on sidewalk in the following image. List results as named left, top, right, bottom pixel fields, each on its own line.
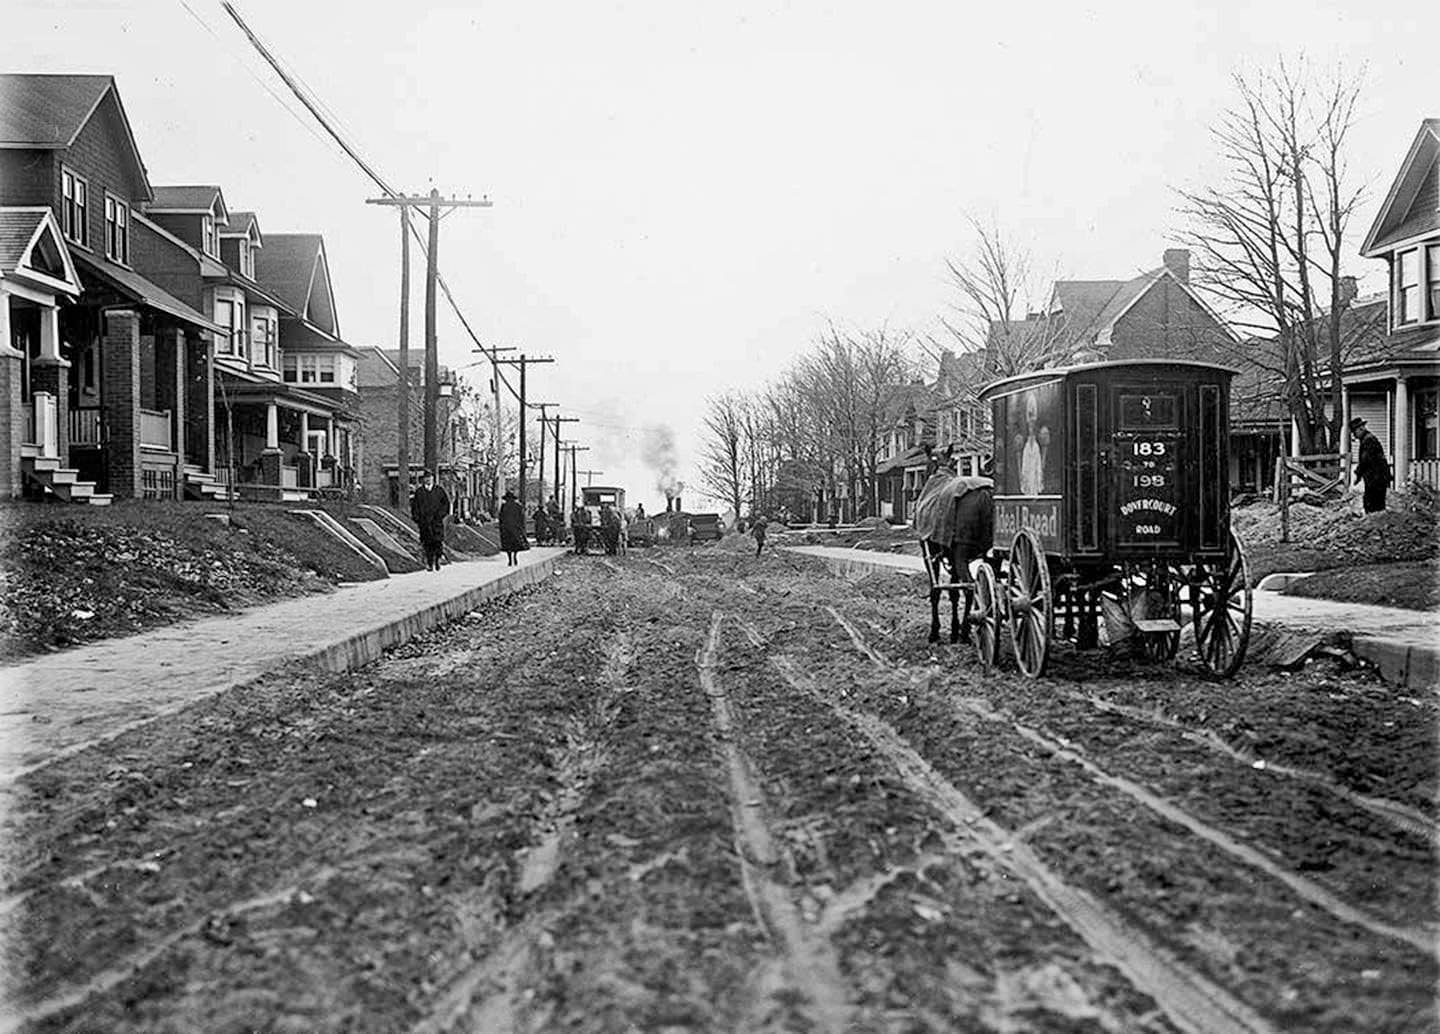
left=572, top=505, right=593, bottom=554
left=499, top=491, right=528, bottom=567
left=410, top=470, right=450, bottom=571
left=1351, top=416, right=1393, bottom=513
left=751, top=515, right=769, bottom=557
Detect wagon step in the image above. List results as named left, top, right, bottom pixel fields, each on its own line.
left=1133, top=618, right=1182, bottom=634
left=933, top=581, right=976, bottom=591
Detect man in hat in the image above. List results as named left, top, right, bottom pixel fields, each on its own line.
left=410, top=470, right=450, bottom=571
left=498, top=490, right=528, bottom=566
left=1351, top=416, right=1392, bottom=513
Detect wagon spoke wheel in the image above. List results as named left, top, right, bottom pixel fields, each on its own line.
left=973, top=561, right=1000, bottom=671
left=1006, top=529, right=1052, bottom=678
left=1194, top=530, right=1253, bottom=677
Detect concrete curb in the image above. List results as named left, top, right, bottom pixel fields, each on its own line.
left=306, top=554, right=562, bottom=672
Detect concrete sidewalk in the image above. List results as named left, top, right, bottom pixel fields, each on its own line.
left=0, top=548, right=568, bottom=783
left=785, top=545, right=1440, bottom=689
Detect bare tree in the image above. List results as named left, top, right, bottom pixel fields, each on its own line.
left=941, top=216, right=1073, bottom=377
left=1175, top=59, right=1365, bottom=453
left=698, top=391, right=746, bottom=519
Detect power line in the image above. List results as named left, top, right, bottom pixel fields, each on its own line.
left=217, top=1, right=528, bottom=404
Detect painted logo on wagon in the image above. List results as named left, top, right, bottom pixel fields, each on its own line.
left=995, top=499, right=1061, bottom=552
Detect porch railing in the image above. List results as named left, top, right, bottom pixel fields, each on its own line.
left=280, top=464, right=298, bottom=489
left=1410, top=457, right=1440, bottom=489
left=139, top=408, right=172, bottom=451
left=70, top=406, right=102, bottom=446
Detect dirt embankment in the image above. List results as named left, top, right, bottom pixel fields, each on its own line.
left=3, top=548, right=1432, bottom=1032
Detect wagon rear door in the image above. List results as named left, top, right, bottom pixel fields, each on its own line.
left=1110, top=387, right=1183, bottom=550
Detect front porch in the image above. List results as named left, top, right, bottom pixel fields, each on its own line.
left=1341, top=355, right=1440, bottom=491
left=216, top=380, right=357, bottom=501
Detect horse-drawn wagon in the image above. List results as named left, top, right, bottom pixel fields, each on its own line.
left=921, top=359, right=1252, bottom=678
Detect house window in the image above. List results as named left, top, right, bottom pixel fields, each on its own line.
left=214, top=297, right=246, bottom=357
left=282, top=354, right=336, bottom=384
left=104, top=194, right=129, bottom=264
left=251, top=314, right=276, bottom=368
left=202, top=215, right=216, bottom=257
left=1417, top=388, right=1439, bottom=461
left=1428, top=244, right=1440, bottom=321
left=61, top=168, right=88, bottom=246
left=238, top=240, right=252, bottom=279
left=1398, top=249, right=1420, bottom=325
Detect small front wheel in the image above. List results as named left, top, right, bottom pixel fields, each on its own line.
left=1193, top=530, right=1253, bottom=677
left=973, top=561, right=1000, bottom=671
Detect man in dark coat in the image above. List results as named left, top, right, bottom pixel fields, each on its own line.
left=1352, top=416, right=1392, bottom=513
left=534, top=505, right=550, bottom=545
left=751, top=515, right=769, bottom=557
left=498, top=490, right=528, bottom=566
left=410, top=470, right=450, bottom=571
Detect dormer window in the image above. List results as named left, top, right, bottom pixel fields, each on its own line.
left=1429, top=244, right=1440, bottom=322
left=238, top=239, right=256, bottom=279
left=202, top=214, right=217, bottom=257
left=104, top=194, right=129, bottom=264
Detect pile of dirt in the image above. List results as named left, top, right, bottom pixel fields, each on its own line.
left=0, top=503, right=377, bottom=661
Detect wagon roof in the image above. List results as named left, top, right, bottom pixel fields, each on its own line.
left=977, top=358, right=1240, bottom=401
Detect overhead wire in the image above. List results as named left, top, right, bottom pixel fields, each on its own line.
left=215, top=0, right=527, bottom=403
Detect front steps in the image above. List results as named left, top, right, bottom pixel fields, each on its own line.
left=21, top=451, right=112, bottom=506
left=182, top=464, right=236, bottom=502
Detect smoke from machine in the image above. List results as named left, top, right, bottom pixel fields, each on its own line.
left=642, top=424, right=685, bottom=508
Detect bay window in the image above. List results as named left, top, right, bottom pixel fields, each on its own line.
left=283, top=353, right=337, bottom=384
left=251, top=312, right=277, bottom=368
left=214, top=294, right=246, bottom=358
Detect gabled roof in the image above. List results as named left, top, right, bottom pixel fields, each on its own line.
left=1361, top=119, right=1440, bottom=256
left=0, top=207, right=81, bottom=296
left=149, top=185, right=229, bottom=223
left=254, top=233, right=338, bottom=335
left=222, top=211, right=262, bottom=243
left=0, top=74, right=151, bottom=200
left=131, top=212, right=228, bottom=278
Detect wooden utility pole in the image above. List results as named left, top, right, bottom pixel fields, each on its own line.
left=531, top=402, right=557, bottom=507
left=396, top=205, right=410, bottom=501
left=568, top=445, right=590, bottom=515
left=367, top=190, right=491, bottom=474
left=551, top=414, right=579, bottom=509
left=578, top=467, right=605, bottom=487
left=494, top=355, right=555, bottom=506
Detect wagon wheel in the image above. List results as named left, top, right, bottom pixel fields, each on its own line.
left=1006, top=529, right=1053, bottom=678
left=1192, top=530, right=1253, bottom=677
left=972, top=561, right=1000, bottom=671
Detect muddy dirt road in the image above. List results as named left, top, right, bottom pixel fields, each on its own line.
left=1, top=547, right=1434, bottom=1032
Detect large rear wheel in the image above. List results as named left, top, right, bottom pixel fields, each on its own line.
left=973, top=561, right=1000, bottom=671
left=1006, top=529, right=1053, bottom=679
left=1193, top=530, right=1253, bottom=677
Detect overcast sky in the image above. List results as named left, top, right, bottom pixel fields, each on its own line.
left=4, top=1, right=1433, bottom=511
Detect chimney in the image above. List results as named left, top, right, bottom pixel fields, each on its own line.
left=673, top=494, right=682, bottom=513
left=1163, top=248, right=1190, bottom=284
left=1339, top=275, right=1358, bottom=307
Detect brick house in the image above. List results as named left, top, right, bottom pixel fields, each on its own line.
left=355, top=345, right=468, bottom=508
left=1348, top=119, right=1440, bottom=489
left=133, top=195, right=362, bottom=500
left=0, top=74, right=224, bottom=501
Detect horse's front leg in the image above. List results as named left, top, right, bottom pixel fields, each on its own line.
left=929, top=586, right=942, bottom=643
left=949, top=586, right=964, bottom=643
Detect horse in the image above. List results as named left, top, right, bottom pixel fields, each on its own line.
left=914, top=445, right=995, bottom=644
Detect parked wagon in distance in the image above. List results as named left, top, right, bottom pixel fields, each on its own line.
left=972, top=359, right=1252, bottom=678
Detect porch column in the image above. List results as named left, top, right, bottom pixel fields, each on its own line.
left=1339, top=385, right=1352, bottom=482
left=30, top=305, right=70, bottom=462
left=296, top=411, right=313, bottom=488
left=0, top=290, right=22, bottom=498
left=1289, top=417, right=1301, bottom=457
left=154, top=327, right=185, bottom=498
left=185, top=331, right=214, bottom=473
left=258, top=400, right=282, bottom=487
left=102, top=309, right=143, bottom=498
left=1394, top=376, right=1410, bottom=487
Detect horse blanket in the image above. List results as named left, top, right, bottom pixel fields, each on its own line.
left=912, top=474, right=993, bottom=544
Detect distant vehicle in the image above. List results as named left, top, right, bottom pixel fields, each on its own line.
left=688, top=513, right=724, bottom=542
